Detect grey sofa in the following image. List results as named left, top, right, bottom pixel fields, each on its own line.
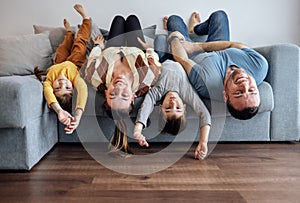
left=0, top=29, right=299, bottom=170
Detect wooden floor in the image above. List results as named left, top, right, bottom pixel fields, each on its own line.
left=1, top=142, right=300, bottom=203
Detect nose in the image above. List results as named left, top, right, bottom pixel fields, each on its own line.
left=238, top=80, right=249, bottom=90
left=113, top=87, right=120, bottom=95
left=169, top=99, right=176, bottom=109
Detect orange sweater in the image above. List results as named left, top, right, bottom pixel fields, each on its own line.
left=43, top=61, right=87, bottom=111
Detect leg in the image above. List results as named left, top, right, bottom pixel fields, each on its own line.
left=66, top=4, right=91, bottom=68
left=193, top=10, right=230, bottom=41
left=125, top=15, right=145, bottom=50
left=106, top=15, right=126, bottom=48
left=54, top=19, right=74, bottom=65
left=167, top=15, right=191, bottom=41
left=154, top=34, right=173, bottom=63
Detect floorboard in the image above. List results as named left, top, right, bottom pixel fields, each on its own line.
left=0, top=142, right=300, bottom=202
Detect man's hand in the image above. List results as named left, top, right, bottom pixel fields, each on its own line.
left=194, top=142, right=208, bottom=160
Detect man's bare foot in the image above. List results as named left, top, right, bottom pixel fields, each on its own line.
left=63, top=19, right=72, bottom=32
left=163, top=16, right=168, bottom=30
left=188, top=12, right=201, bottom=33
left=74, top=4, right=88, bottom=19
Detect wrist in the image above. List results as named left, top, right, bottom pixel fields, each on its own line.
left=167, top=35, right=180, bottom=44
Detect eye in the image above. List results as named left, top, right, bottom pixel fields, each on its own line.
left=249, top=88, right=256, bottom=92
left=121, top=93, right=129, bottom=98
left=234, top=91, right=243, bottom=95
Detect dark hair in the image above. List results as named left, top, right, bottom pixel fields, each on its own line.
left=226, top=101, right=259, bottom=120
left=158, top=110, right=187, bottom=135
left=56, top=93, right=73, bottom=113
left=103, top=102, right=133, bottom=154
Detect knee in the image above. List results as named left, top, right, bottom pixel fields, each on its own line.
left=167, top=15, right=183, bottom=27
left=112, top=15, right=125, bottom=24
left=211, top=10, right=228, bottom=23
left=127, top=14, right=139, bottom=22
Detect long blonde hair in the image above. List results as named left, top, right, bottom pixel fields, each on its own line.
left=104, top=102, right=133, bottom=154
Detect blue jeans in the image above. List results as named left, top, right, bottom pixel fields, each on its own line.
left=155, top=10, right=230, bottom=62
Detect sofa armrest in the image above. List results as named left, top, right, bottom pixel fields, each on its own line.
left=0, top=75, right=50, bottom=128
left=255, top=43, right=300, bottom=141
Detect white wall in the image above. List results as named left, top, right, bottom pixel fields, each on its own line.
left=1, top=0, right=299, bottom=47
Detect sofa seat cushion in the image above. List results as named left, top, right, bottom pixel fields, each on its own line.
left=0, top=75, right=51, bottom=128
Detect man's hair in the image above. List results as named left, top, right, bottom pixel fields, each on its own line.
left=158, top=110, right=187, bottom=135
left=226, top=101, right=259, bottom=120
left=56, top=93, right=73, bottom=113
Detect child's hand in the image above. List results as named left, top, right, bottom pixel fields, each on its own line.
left=57, top=109, right=74, bottom=126
left=93, top=35, right=105, bottom=49
left=64, top=117, right=79, bottom=134
left=137, top=37, right=151, bottom=49
left=194, top=142, right=208, bottom=160
left=133, top=122, right=149, bottom=147
left=134, top=132, right=149, bottom=147
left=64, top=109, right=83, bottom=134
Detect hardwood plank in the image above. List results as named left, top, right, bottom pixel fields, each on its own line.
left=0, top=142, right=299, bottom=202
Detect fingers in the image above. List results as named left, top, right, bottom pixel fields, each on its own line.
left=134, top=133, right=149, bottom=148
left=137, top=37, right=149, bottom=49
left=64, top=121, right=78, bottom=134
left=194, top=145, right=207, bottom=160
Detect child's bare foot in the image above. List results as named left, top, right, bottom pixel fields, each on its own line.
left=163, top=16, right=168, bottom=30
left=74, top=4, right=88, bottom=19
left=63, top=19, right=72, bottom=32
left=188, top=12, right=201, bottom=33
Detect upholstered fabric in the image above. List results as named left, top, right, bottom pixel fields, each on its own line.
left=0, top=75, right=57, bottom=170
left=0, top=33, right=53, bottom=76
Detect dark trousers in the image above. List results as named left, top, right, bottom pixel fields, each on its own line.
left=106, top=15, right=145, bottom=50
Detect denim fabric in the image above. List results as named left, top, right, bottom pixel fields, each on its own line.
left=155, top=10, right=230, bottom=62
left=193, top=10, right=230, bottom=42
left=167, top=10, right=230, bottom=42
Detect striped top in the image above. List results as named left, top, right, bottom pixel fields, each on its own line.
left=85, top=46, right=161, bottom=97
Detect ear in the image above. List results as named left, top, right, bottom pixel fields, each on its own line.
left=223, top=90, right=228, bottom=102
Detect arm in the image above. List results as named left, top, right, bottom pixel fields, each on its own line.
left=170, top=37, right=196, bottom=75
left=64, top=108, right=83, bottom=134
left=43, top=80, right=74, bottom=125
left=73, top=75, right=88, bottom=112
left=190, top=41, right=249, bottom=52
left=194, top=124, right=210, bottom=160
left=85, top=36, right=103, bottom=84
left=181, top=80, right=211, bottom=160
left=50, top=102, right=74, bottom=126
left=137, top=37, right=160, bottom=64
left=134, top=87, right=162, bottom=147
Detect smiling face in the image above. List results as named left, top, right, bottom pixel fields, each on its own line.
left=52, top=75, right=73, bottom=97
left=105, top=75, right=135, bottom=111
left=160, top=92, right=186, bottom=119
left=223, top=66, right=260, bottom=111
